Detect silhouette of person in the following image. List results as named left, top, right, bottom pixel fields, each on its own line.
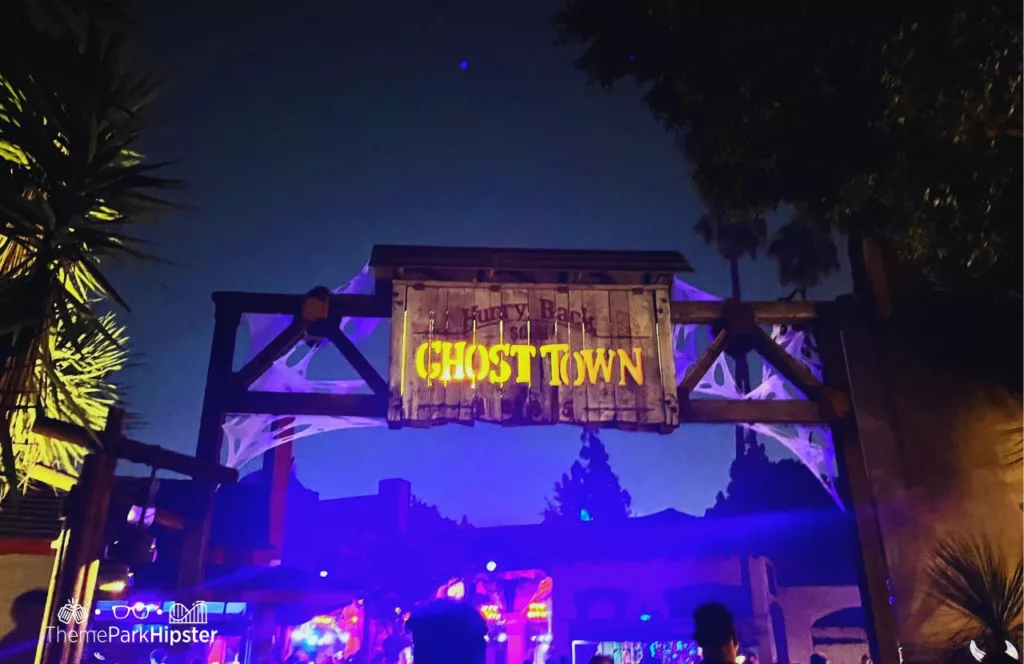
left=692, top=603, right=739, bottom=664
left=809, top=655, right=828, bottom=664
left=587, top=656, right=613, bottom=664
left=406, top=601, right=486, bottom=664
left=860, top=655, right=872, bottom=664
left=0, top=589, right=48, bottom=664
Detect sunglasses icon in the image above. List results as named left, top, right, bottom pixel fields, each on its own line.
left=111, top=604, right=152, bottom=620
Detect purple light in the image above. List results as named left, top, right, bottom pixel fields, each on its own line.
left=459, top=61, right=469, bottom=70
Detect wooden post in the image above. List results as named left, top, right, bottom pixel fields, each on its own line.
left=42, top=409, right=123, bottom=664
left=815, top=299, right=902, bottom=664
left=178, top=298, right=242, bottom=589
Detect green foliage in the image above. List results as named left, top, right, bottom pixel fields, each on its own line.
left=767, top=212, right=841, bottom=300
left=926, top=536, right=1023, bottom=662
left=544, top=428, right=632, bottom=523
left=705, top=442, right=834, bottom=518
left=705, top=443, right=858, bottom=584
left=409, top=495, right=471, bottom=531
left=693, top=212, right=767, bottom=264
left=0, top=7, right=177, bottom=496
left=555, top=2, right=1022, bottom=296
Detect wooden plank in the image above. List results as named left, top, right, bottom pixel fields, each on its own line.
left=473, top=287, right=503, bottom=423
left=582, top=288, right=614, bottom=424
left=527, top=287, right=555, bottom=424
left=234, top=319, right=306, bottom=389
left=678, top=329, right=729, bottom=391
left=404, top=286, right=440, bottom=427
left=369, top=245, right=692, bottom=275
left=212, top=291, right=391, bottom=317
left=326, top=327, right=388, bottom=395
left=654, top=287, right=679, bottom=429
left=670, top=300, right=818, bottom=325
left=442, top=287, right=474, bottom=424
left=501, top=286, right=532, bottom=424
left=749, top=326, right=823, bottom=400
left=814, top=299, right=902, bottom=664
left=678, top=399, right=829, bottom=424
left=387, top=283, right=408, bottom=426
left=629, top=289, right=663, bottom=427
left=554, top=288, right=575, bottom=425
left=224, top=391, right=388, bottom=418
left=569, top=288, right=589, bottom=425
left=608, top=290, right=636, bottom=428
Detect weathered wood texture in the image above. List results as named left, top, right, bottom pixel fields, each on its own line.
left=388, top=282, right=678, bottom=431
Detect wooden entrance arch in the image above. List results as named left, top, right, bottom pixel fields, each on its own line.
left=180, top=246, right=900, bottom=664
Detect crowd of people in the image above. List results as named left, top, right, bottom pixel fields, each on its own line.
left=405, top=599, right=834, bottom=664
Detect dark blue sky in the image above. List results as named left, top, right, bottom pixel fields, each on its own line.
left=110, top=0, right=850, bottom=526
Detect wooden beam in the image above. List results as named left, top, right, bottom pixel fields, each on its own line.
left=749, top=326, right=824, bottom=399
left=814, top=299, right=902, bottom=664
left=369, top=245, right=693, bottom=274
left=234, top=319, right=307, bottom=389
left=212, top=291, right=391, bottom=317
left=670, top=300, right=818, bottom=325
left=180, top=304, right=241, bottom=591
left=678, top=399, right=831, bottom=424
left=31, top=416, right=239, bottom=485
left=678, top=329, right=729, bottom=391
left=324, top=328, right=389, bottom=395
left=223, top=391, right=388, bottom=418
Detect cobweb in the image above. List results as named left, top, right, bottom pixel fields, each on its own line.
left=221, top=268, right=841, bottom=507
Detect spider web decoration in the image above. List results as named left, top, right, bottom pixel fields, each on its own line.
left=671, top=277, right=842, bottom=508
left=221, top=269, right=841, bottom=508
left=222, top=265, right=386, bottom=468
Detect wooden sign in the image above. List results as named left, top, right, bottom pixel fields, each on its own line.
left=387, top=282, right=678, bottom=431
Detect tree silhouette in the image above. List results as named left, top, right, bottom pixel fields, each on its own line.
left=693, top=208, right=766, bottom=458
left=0, top=4, right=177, bottom=497
left=768, top=213, right=841, bottom=301
left=409, top=495, right=470, bottom=531
left=706, top=442, right=835, bottom=518
left=544, top=429, right=631, bottom=523
left=706, top=442, right=858, bottom=584
left=555, top=3, right=1022, bottom=296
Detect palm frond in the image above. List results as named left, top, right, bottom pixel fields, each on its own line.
left=1, top=308, right=127, bottom=497
left=1, top=20, right=177, bottom=496
left=768, top=213, right=841, bottom=293
left=926, top=535, right=1024, bottom=659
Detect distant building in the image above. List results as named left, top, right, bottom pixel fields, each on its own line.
left=0, top=466, right=868, bottom=664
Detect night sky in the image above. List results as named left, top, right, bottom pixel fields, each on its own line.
left=108, top=0, right=850, bottom=526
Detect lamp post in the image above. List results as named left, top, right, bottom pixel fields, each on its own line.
left=31, top=407, right=239, bottom=664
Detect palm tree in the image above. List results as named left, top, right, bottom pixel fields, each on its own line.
left=693, top=209, right=767, bottom=458
left=926, top=536, right=1023, bottom=663
left=767, top=211, right=841, bottom=301
left=0, top=19, right=176, bottom=495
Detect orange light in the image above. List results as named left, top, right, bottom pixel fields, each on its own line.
left=479, top=605, right=502, bottom=622
left=312, top=615, right=336, bottom=626
left=98, top=580, right=127, bottom=593
left=526, top=603, right=548, bottom=620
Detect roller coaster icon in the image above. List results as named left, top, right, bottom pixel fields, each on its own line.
left=167, top=601, right=209, bottom=625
